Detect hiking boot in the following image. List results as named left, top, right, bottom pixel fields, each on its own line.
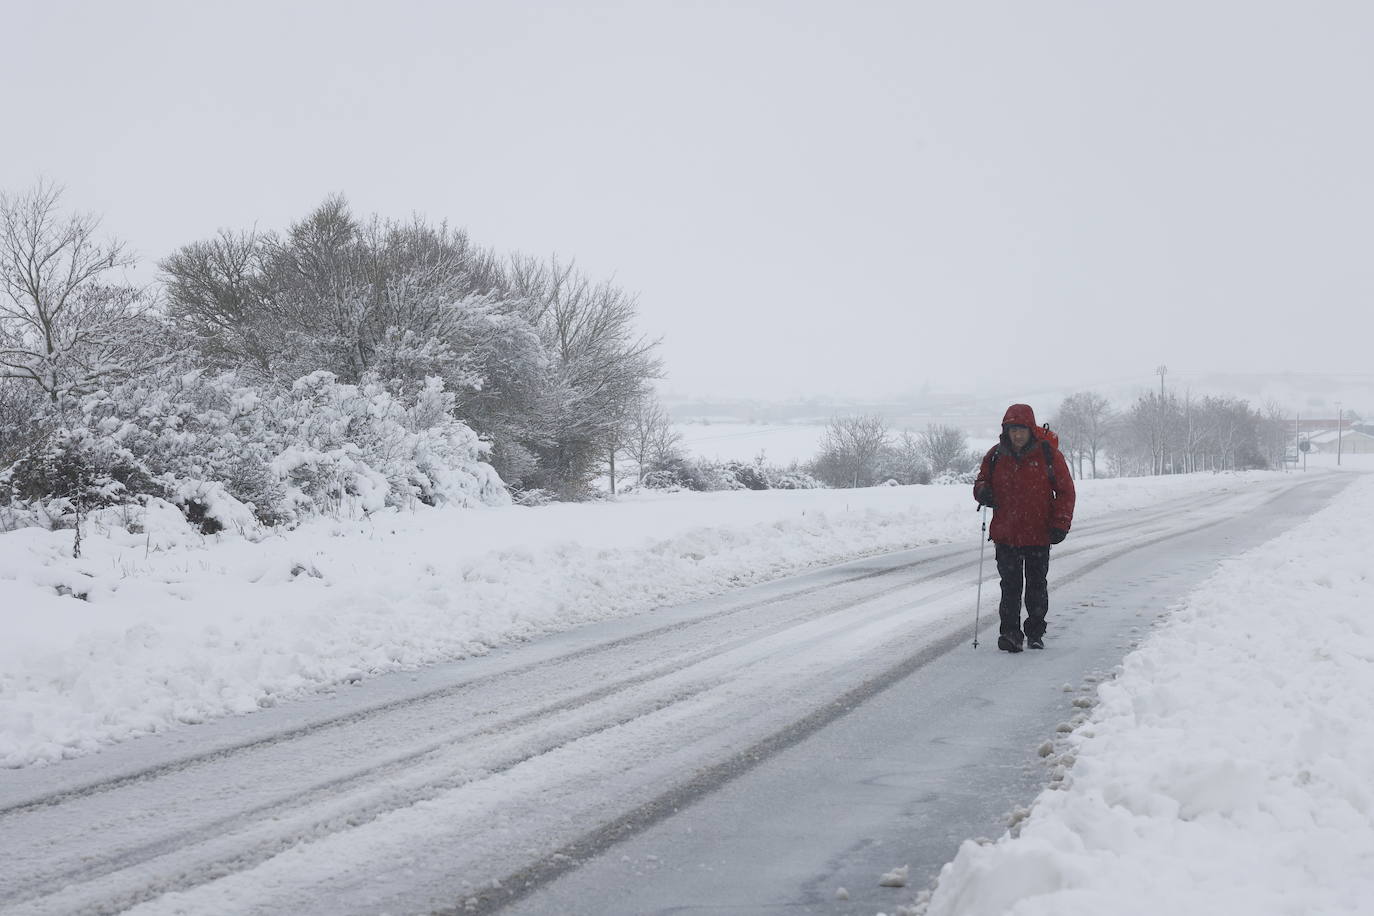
left=1027, top=636, right=1045, bottom=650
left=997, top=635, right=1024, bottom=653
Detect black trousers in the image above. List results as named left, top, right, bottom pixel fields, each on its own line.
left=995, top=543, right=1051, bottom=640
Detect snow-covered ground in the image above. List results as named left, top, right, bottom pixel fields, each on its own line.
left=0, top=470, right=1313, bottom=770
left=919, top=470, right=1374, bottom=916
left=1296, top=451, right=1374, bottom=472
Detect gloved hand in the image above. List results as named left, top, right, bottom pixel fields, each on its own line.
left=976, top=488, right=996, bottom=509
left=1049, top=528, right=1067, bottom=545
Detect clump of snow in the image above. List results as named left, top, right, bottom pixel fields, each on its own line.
left=0, top=470, right=1297, bottom=768
left=137, top=497, right=204, bottom=550
left=880, top=864, right=910, bottom=887
left=922, top=474, right=1374, bottom=916
left=159, top=479, right=262, bottom=536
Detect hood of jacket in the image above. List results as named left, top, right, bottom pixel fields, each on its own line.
left=1001, top=403, right=1037, bottom=429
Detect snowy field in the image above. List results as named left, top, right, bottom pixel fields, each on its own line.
left=918, top=469, right=1374, bottom=916
left=674, top=421, right=831, bottom=464
left=0, top=470, right=1324, bottom=770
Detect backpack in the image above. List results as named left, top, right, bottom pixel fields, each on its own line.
left=1036, top=423, right=1060, bottom=450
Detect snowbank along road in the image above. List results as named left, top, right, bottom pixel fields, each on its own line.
left=0, top=472, right=1349, bottom=915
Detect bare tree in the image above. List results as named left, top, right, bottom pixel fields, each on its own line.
left=160, top=228, right=275, bottom=374
left=876, top=430, right=929, bottom=485
left=919, top=424, right=973, bottom=477
left=0, top=182, right=154, bottom=401
left=163, top=196, right=510, bottom=388
left=1052, top=391, right=1114, bottom=478
left=1201, top=395, right=1255, bottom=470
left=1261, top=399, right=1291, bottom=469
left=1124, top=390, right=1184, bottom=475
left=813, top=414, right=891, bottom=487
left=1180, top=390, right=1202, bottom=474
left=1109, top=394, right=1160, bottom=477
left=624, top=392, right=682, bottom=485
left=505, top=255, right=662, bottom=496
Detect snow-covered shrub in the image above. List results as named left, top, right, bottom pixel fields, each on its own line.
left=722, top=460, right=768, bottom=491
left=75, top=368, right=286, bottom=523
left=400, top=376, right=508, bottom=507
left=0, top=377, right=48, bottom=469
left=640, top=468, right=687, bottom=491
left=638, top=456, right=706, bottom=491
left=0, top=367, right=507, bottom=528
left=696, top=461, right=746, bottom=491
left=510, top=487, right=555, bottom=507
left=637, top=457, right=825, bottom=493
left=0, top=370, right=285, bottom=530
left=158, top=478, right=261, bottom=535
left=762, top=463, right=824, bottom=490
left=0, top=424, right=153, bottom=522
left=276, top=372, right=506, bottom=514
left=274, top=371, right=411, bottom=516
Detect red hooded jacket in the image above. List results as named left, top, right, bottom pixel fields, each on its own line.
left=973, top=404, right=1076, bottom=547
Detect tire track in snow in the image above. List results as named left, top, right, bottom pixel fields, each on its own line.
left=5, top=543, right=991, bottom=914
left=3, top=542, right=1003, bottom=910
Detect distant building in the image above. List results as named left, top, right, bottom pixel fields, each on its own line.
left=1307, top=428, right=1374, bottom=454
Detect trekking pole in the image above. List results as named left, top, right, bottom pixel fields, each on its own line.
left=972, top=505, right=988, bottom=648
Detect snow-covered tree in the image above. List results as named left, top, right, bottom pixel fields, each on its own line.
left=160, top=198, right=611, bottom=496
left=0, top=182, right=157, bottom=401
left=504, top=255, right=661, bottom=498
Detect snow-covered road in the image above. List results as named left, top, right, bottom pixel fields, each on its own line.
left=0, top=473, right=1348, bottom=915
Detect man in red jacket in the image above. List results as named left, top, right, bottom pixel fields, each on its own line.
left=973, top=404, right=1076, bottom=652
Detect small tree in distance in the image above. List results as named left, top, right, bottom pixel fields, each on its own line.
left=875, top=430, right=930, bottom=485
left=1051, top=391, right=1114, bottom=478
left=624, top=392, right=683, bottom=485
left=811, top=414, right=891, bottom=488
left=919, top=424, right=975, bottom=478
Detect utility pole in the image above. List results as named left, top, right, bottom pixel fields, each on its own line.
left=1336, top=402, right=1343, bottom=467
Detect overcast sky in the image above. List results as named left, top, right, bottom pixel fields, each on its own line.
left=4, top=0, right=1371, bottom=401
